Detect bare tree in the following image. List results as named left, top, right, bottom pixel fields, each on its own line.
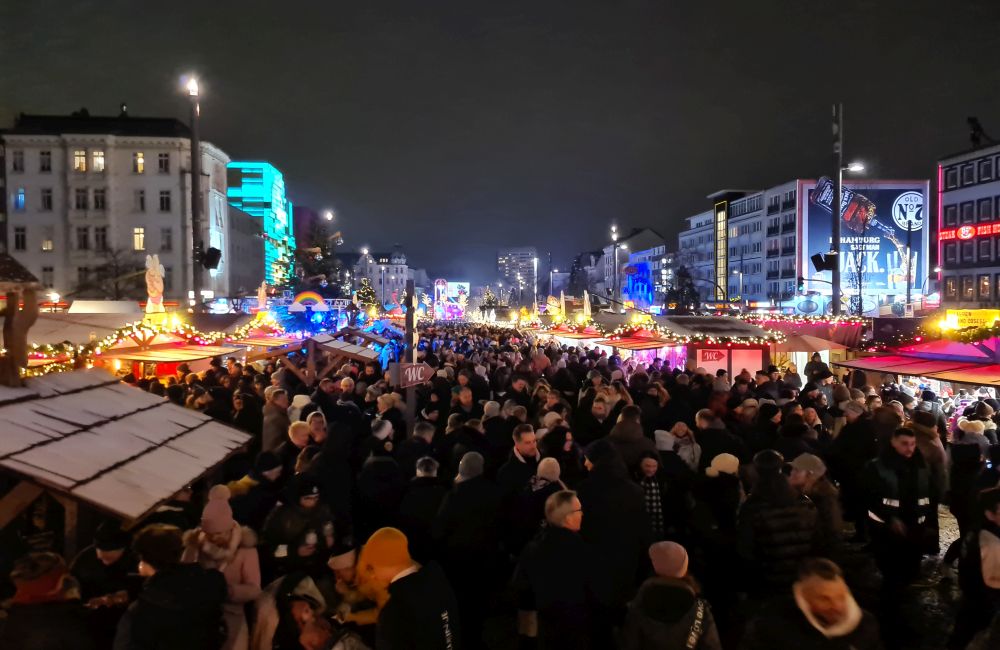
left=73, top=248, right=146, bottom=300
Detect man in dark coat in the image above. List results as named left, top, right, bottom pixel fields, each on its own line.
left=576, top=439, right=650, bottom=645
left=608, top=404, right=657, bottom=472
left=573, top=397, right=614, bottom=447
left=450, top=387, right=484, bottom=423
left=227, top=451, right=285, bottom=531
left=742, top=558, right=882, bottom=649
left=395, top=421, right=437, bottom=479
left=70, top=522, right=139, bottom=648
left=397, top=457, right=448, bottom=562
left=829, top=402, right=879, bottom=541
left=433, top=452, right=504, bottom=649
left=113, top=524, right=227, bottom=650
left=497, top=424, right=541, bottom=497
left=262, top=388, right=291, bottom=452
left=0, top=552, right=97, bottom=650
left=693, top=409, right=748, bottom=470
left=513, top=490, right=594, bottom=650
left=357, top=527, right=461, bottom=650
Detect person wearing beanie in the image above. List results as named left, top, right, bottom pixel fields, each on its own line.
left=577, top=437, right=647, bottom=646
left=738, top=450, right=819, bottom=595
left=705, top=452, right=740, bottom=478
left=182, top=485, right=261, bottom=650
left=357, top=528, right=461, bottom=650
left=262, top=475, right=340, bottom=576
left=433, top=451, right=504, bottom=645
left=114, top=524, right=228, bottom=650
left=513, top=490, right=594, bottom=650
left=0, top=552, right=96, bottom=650
left=227, top=451, right=285, bottom=531
left=70, top=521, right=137, bottom=646
left=622, top=542, right=723, bottom=650
left=355, top=418, right=396, bottom=466
left=789, top=453, right=844, bottom=550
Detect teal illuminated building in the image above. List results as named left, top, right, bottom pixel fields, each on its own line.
left=226, top=162, right=296, bottom=286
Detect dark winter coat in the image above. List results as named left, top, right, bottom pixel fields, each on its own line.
left=497, top=451, right=540, bottom=497
left=483, top=416, right=516, bottom=470
left=622, top=577, right=723, bottom=650
left=609, top=420, right=658, bottom=471
left=228, top=473, right=283, bottom=532
left=695, top=424, right=749, bottom=469
left=355, top=457, right=406, bottom=542
left=376, top=562, right=461, bottom=650
left=397, top=476, right=448, bottom=562
left=572, top=413, right=614, bottom=447
left=70, top=545, right=140, bottom=647
left=394, top=436, right=435, bottom=479
left=0, top=600, right=97, bottom=650
left=741, top=595, right=883, bottom=650
left=433, top=475, right=503, bottom=561
left=262, top=403, right=290, bottom=452
left=737, top=493, right=819, bottom=592
left=576, top=457, right=650, bottom=607
left=512, top=525, right=595, bottom=650
left=113, top=563, right=227, bottom=650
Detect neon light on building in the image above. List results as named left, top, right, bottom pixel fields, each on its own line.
left=938, top=221, right=1000, bottom=241
left=226, top=162, right=296, bottom=286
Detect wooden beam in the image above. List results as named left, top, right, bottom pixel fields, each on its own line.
left=0, top=481, right=44, bottom=530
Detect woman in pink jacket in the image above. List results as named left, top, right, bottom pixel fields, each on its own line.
left=183, top=485, right=262, bottom=650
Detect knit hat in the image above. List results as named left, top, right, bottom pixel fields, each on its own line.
left=789, top=453, right=827, bottom=476
left=843, top=401, right=866, bottom=417
left=94, top=521, right=131, bottom=551
left=611, top=369, right=624, bottom=381
left=200, top=485, right=234, bottom=534
left=705, top=453, right=740, bottom=477
left=294, top=476, right=322, bottom=499
left=921, top=390, right=937, bottom=402
left=753, top=449, right=785, bottom=474
left=291, top=394, right=312, bottom=409
left=254, top=451, right=282, bottom=474
left=359, top=528, right=411, bottom=572
left=802, top=382, right=819, bottom=395
left=739, top=398, right=759, bottom=410
left=327, top=547, right=357, bottom=571
left=959, top=417, right=986, bottom=436
left=649, top=541, right=689, bottom=578
left=457, top=452, right=485, bottom=480
left=537, top=457, right=561, bottom=482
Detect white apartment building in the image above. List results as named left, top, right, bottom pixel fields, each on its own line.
left=356, top=248, right=409, bottom=305
left=1, top=111, right=235, bottom=301
left=677, top=210, right=715, bottom=300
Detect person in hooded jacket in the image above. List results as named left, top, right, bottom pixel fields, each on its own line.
left=0, top=552, right=97, bottom=650
left=622, top=542, right=722, bottom=650
left=113, top=524, right=227, bottom=650
left=70, top=522, right=139, bottom=648
left=576, top=439, right=650, bottom=645
left=741, top=558, right=882, bottom=650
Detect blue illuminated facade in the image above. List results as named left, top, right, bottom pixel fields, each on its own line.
left=226, top=162, right=296, bottom=286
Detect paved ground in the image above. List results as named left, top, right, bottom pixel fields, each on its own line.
left=907, top=507, right=962, bottom=650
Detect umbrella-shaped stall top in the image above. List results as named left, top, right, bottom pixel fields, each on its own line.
left=772, top=334, right=848, bottom=353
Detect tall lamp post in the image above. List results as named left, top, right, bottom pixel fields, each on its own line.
left=831, top=102, right=866, bottom=316
left=732, top=269, right=744, bottom=309
left=532, top=257, right=538, bottom=309
left=549, top=267, right=558, bottom=296
left=380, top=264, right=386, bottom=309
left=185, top=76, right=203, bottom=310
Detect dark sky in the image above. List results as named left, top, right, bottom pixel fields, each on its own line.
left=3, top=1, right=1000, bottom=284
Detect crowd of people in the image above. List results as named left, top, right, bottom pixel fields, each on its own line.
left=3, top=326, right=1000, bottom=650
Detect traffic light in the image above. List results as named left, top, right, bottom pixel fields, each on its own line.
left=797, top=276, right=805, bottom=293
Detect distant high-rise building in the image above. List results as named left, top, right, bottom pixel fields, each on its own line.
left=497, top=246, right=538, bottom=304
left=226, top=162, right=295, bottom=287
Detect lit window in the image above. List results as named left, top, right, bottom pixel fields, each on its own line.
left=133, top=227, right=145, bottom=251
left=14, top=187, right=26, bottom=211
left=73, top=150, right=87, bottom=172
left=41, top=226, right=54, bottom=251
left=133, top=152, right=145, bottom=174
left=92, top=151, right=105, bottom=172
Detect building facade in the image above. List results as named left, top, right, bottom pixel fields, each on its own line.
left=602, top=228, right=665, bottom=305
left=678, top=178, right=930, bottom=314
left=1, top=111, right=235, bottom=301
left=355, top=248, right=409, bottom=306
left=226, top=162, right=295, bottom=288
left=497, top=246, right=538, bottom=304
left=227, top=205, right=264, bottom=297
left=938, top=142, right=1000, bottom=306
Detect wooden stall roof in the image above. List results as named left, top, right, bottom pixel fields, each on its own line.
left=832, top=355, right=981, bottom=375
left=311, top=334, right=380, bottom=362
left=594, top=337, right=671, bottom=351
left=234, top=336, right=301, bottom=348
left=99, top=345, right=243, bottom=363
left=332, top=327, right=390, bottom=346
left=0, top=369, right=250, bottom=521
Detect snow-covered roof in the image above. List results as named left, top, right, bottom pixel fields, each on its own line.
left=311, top=335, right=380, bottom=362
left=0, top=369, right=250, bottom=521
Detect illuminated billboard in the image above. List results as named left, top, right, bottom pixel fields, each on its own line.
left=799, top=178, right=930, bottom=313
left=446, top=282, right=470, bottom=299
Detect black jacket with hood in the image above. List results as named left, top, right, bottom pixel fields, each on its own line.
left=622, top=577, right=723, bottom=650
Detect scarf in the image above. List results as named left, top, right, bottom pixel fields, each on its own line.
left=793, top=583, right=863, bottom=639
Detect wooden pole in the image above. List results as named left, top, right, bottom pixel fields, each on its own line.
left=404, top=279, right=417, bottom=433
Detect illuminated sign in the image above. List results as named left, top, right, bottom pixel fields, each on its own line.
left=939, top=221, right=1000, bottom=241
left=944, top=309, right=1000, bottom=329
left=714, top=202, right=728, bottom=301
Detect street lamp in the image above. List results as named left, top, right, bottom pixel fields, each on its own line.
left=550, top=268, right=559, bottom=296
left=832, top=156, right=866, bottom=316
left=380, top=265, right=386, bottom=308
left=533, top=257, right=538, bottom=309
left=323, top=210, right=334, bottom=221
left=732, top=269, right=744, bottom=309
left=183, top=74, right=204, bottom=310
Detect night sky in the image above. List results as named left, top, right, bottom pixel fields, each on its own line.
left=3, top=0, right=1000, bottom=284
